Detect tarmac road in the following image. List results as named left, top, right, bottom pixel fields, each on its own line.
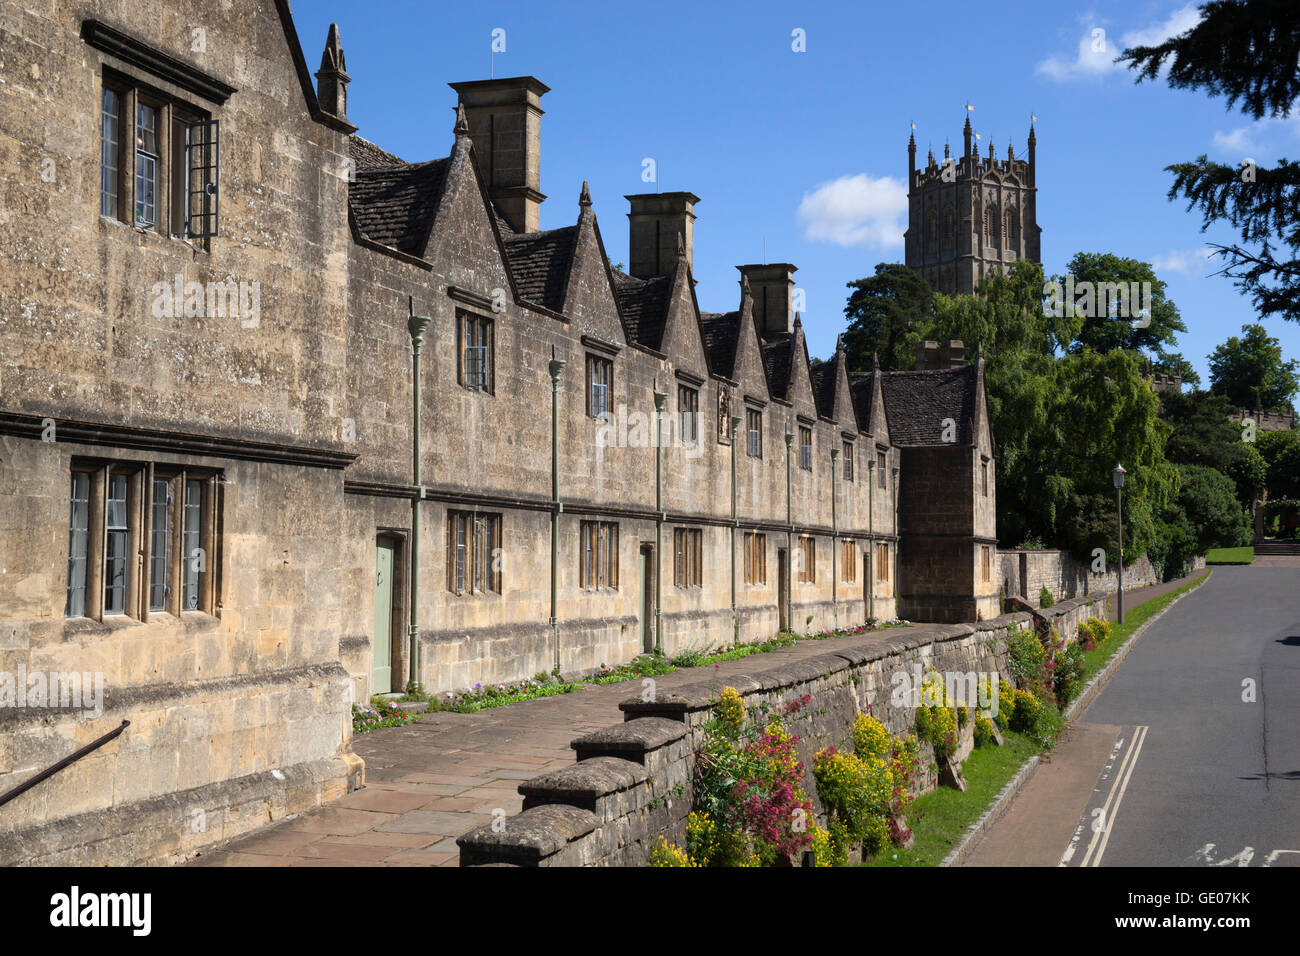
left=966, top=565, right=1300, bottom=867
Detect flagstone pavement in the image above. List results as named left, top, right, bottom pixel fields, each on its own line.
left=189, top=575, right=1200, bottom=867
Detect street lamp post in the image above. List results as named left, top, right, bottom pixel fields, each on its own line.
left=1113, top=463, right=1126, bottom=624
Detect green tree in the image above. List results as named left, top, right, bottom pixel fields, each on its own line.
left=1059, top=252, right=1186, bottom=353
left=1150, top=349, right=1202, bottom=389
left=842, top=263, right=934, bottom=372
left=1175, top=464, right=1253, bottom=551
left=1258, top=429, right=1300, bottom=499
left=1207, top=323, right=1299, bottom=411
left=1159, top=389, right=1264, bottom=509
left=1121, top=1, right=1300, bottom=322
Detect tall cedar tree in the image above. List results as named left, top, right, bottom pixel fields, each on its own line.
left=1121, top=1, right=1300, bottom=321
left=842, top=263, right=935, bottom=372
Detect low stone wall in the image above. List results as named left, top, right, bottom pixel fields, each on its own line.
left=458, top=612, right=1037, bottom=867
left=999, top=549, right=1158, bottom=605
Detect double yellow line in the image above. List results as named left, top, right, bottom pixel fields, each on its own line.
left=1079, top=725, right=1149, bottom=867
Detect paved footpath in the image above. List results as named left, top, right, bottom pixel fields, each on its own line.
left=192, top=577, right=1189, bottom=867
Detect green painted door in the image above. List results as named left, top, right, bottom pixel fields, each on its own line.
left=373, top=538, right=395, bottom=694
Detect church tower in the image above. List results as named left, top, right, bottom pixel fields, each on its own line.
left=903, top=118, right=1040, bottom=296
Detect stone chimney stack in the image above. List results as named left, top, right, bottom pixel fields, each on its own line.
left=625, top=192, right=699, bottom=277
left=315, top=24, right=350, bottom=120
left=448, top=76, right=550, bottom=233
left=737, top=263, right=797, bottom=339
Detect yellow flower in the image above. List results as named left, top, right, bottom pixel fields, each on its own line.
left=714, top=686, right=745, bottom=729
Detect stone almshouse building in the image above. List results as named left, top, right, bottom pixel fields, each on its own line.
left=0, top=0, right=996, bottom=862
left=904, top=117, right=1041, bottom=296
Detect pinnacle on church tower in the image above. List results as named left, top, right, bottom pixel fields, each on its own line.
left=904, top=114, right=1041, bottom=295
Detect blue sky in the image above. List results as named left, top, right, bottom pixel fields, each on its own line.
left=287, top=0, right=1300, bottom=383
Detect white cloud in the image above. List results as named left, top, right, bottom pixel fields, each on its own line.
left=1150, top=247, right=1218, bottom=276
left=1211, top=113, right=1300, bottom=156
left=1036, top=29, right=1121, bottom=82
left=1120, top=3, right=1201, bottom=48
left=1036, top=4, right=1201, bottom=83
left=1212, top=127, right=1257, bottom=153
left=797, top=174, right=907, bottom=249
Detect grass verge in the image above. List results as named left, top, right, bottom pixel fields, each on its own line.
left=1079, top=569, right=1210, bottom=682
left=866, top=569, right=1211, bottom=866
left=1205, top=546, right=1253, bottom=565
left=861, top=731, right=1039, bottom=867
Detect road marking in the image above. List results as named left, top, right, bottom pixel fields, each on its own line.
left=1060, top=732, right=1128, bottom=865
left=1089, top=725, right=1147, bottom=866
left=1263, top=849, right=1300, bottom=866
left=1077, top=725, right=1148, bottom=868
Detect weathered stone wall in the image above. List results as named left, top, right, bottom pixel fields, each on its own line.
left=340, top=125, right=902, bottom=701
left=999, top=548, right=1160, bottom=605
left=0, top=0, right=360, bottom=864
left=458, top=613, right=1037, bottom=866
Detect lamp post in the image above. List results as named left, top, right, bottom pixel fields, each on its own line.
left=1113, top=463, right=1126, bottom=624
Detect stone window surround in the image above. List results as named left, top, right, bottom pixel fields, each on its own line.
left=585, top=354, right=613, bottom=420
left=446, top=510, right=501, bottom=595
left=672, top=527, right=702, bottom=589
left=65, top=458, right=221, bottom=623
left=457, top=309, right=495, bottom=394
left=743, top=531, right=767, bottom=586
left=98, top=66, right=214, bottom=241
left=579, top=520, right=619, bottom=590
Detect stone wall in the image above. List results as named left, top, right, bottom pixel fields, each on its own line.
left=0, top=0, right=361, bottom=866
left=457, top=612, right=1039, bottom=866
left=999, top=549, right=1159, bottom=605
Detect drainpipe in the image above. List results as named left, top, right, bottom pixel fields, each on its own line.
left=892, top=464, right=900, bottom=610
left=867, top=459, right=875, bottom=622
left=831, top=447, right=839, bottom=626
left=654, top=387, right=667, bottom=654
left=730, top=414, right=741, bottom=642
left=784, top=432, right=793, bottom=634
left=548, top=349, right=566, bottom=672
left=406, top=299, right=431, bottom=692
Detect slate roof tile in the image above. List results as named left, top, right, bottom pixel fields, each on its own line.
left=880, top=366, right=978, bottom=446
left=761, top=336, right=794, bottom=400
left=810, top=361, right=837, bottom=420
left=501, top=226, right=578, bottom=313
left=348, top=157, right=449, bottom=257
left=611, top=269, right=672, bottom=351
left=698, top=311, right=741, bottom=380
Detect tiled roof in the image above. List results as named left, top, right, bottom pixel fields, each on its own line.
left=761, top=336, right=793, bottom=400
left=699, top=311, right=741, bottom=379
left=348, top=157, right=449, bottom=258
left=349, top=135, right=405, bottom=169
left=810, top=360, right=837, bottom=420
left=489, top=200, right=516, bottom=236
left=880, top=365, right=978, bottom=446
left=849, top=373, right=877, bottom=437
left=502, top=226, right=577, bottom=312
left=611, top=270, right=672, bottom=350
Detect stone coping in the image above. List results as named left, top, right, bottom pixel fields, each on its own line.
left=617, top=615, right=1031, bottom=717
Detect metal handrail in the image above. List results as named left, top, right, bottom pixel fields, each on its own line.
left=0, top=719, right=130, bottom=808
